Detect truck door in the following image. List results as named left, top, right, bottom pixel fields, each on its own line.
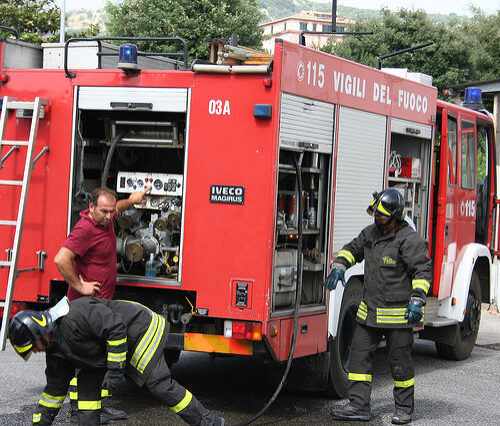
left=432, top=107, right=456, bottom=297
left=433, top=107, right=478, bottom=298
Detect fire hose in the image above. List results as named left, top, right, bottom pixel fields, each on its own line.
left=237, top=153, right=304, bottom=425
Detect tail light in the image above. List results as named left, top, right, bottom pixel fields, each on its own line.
left=0, top=302, right=27, bottom=318
left=224, top=320, right=262, bottom=340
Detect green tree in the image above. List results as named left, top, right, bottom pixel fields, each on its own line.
left=105, top=0, right=264, bottom=61
left=322, top=9, right=479, bottom=96
left=0, top=0, right=60, bottom=43
left=462, top=8, right=500, bottom=81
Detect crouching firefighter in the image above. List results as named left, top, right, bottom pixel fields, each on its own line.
left=9, top=296, right=226, bottom=426
left=324, top=188, right=432, bottom=425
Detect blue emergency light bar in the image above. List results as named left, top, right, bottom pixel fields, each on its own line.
left=463, top=87, right=482, bottom=110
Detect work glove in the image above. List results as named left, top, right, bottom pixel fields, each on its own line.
left=324, top=267, right=346, bottom=291
left=405, top=299, right=424, bottom=324
left=106, top=369, right=127, bottom=395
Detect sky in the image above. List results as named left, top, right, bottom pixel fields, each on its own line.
left=65, top=0, right=499, bottom=16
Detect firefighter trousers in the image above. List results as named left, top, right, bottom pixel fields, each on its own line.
left=75, top=368, right=108, bottom=424
left=348, top=323, right=414, bottom=414
left=69, top=374, right=111, bottom=408
left=145, top=354, right=216, bottom=425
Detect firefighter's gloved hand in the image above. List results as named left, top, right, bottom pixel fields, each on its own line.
left=324, top=268, right=346, bottom=291
left=106, top=369, right=127, bottom=395
left=405, top=299, right=423, bottom=324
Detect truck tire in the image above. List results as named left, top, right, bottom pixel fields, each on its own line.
left=435, top=271, right=481, bottom=361
left=325, top=277, right=363, bottom=398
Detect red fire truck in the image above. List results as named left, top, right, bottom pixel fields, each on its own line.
left=0, top=34, right=498, bottom=398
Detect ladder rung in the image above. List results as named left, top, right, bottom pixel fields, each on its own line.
left=6, top=101, right=35, bottom=110
left=0, top=261, right=11, bottom=267
left=6, top=99, right=49, bottom=110
left=0, top=302, right=4, bottom=308
left=1, top=140, right=29, bottom=147
left=0, top=220, right=17, bottom=226
left=0, top=180, right=23, bottom=186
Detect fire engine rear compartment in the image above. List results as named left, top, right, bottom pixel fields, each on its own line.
left=72, top=87, right=188, bottom=283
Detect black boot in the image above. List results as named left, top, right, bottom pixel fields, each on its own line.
left=392, top=409, right=412, bottom=424
left=101, top=406, right=127, bottom=420
left=330, top=403, right=372, bottom=421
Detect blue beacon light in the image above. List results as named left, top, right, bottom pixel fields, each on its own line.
left=118, top=43, right=139, bottom=74
left=463, top=87, right=482, bottom=110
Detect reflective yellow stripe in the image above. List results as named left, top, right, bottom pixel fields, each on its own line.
left=170, top=390, right=193, bottom=413
left=357, top=301, right=368, bottom=320
left=137, top=314, right=165, bottom=373
left=131, top=312, right=166, bottom=373
left=69, top=391, right=78, bottom=400
left=377, top=202, right=391, bottom=216
left=107, top=337, right=127, bottom=346
left=338, top=249, right=355, bottom=265
left=70, top=377, right=78, bottom=386
left=14, top=343, right=32, bottom=353
left=376, top=307, right=407, bottom=324
left=33, top=413, right=41, bottom=423
left=108, top=351, right=127, bottom=362
left=394, top=377, right=415, bottom=388
left=78, top=400, right=101, bottom=410
left=377, top=317, right=408, bottom=324
left=39, top=392, right=65, bottom=408
left=348, top=372, right=372, bottom=382
left=412, top=279, right=430, bottom=293
left=101, top=389, right=110, bottom=398
left=131, top=312, right=158, bottom=368
left=377, top=308, right=406, bottom=315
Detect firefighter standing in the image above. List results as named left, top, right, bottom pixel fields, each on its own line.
left=8, top=297, right=225, bottom=426
left=325, top=188, right=431, bottom=424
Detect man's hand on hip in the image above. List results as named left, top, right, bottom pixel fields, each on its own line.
left=78, top=275, right=101, bottom=296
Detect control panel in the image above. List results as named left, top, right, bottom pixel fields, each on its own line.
left=117, top=172, right=183, bottom=196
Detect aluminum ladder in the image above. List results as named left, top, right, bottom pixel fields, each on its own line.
left=0, top=96, right=50, bottom=350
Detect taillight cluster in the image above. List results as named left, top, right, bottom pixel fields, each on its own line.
left=223, top=320, right=262, bottom=340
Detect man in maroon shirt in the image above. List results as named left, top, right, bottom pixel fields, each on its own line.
left=54, top=186, right=149, bottom=423
left=55, top=187, right=149, bottom=301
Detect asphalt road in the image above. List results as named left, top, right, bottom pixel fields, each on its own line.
left=1, top=304, right=499, bottom=425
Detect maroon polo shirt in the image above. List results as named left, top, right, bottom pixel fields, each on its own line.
left=62, top=208, right=118, bottom=301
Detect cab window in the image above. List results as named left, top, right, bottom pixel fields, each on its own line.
left=447, top=116, right=457, bottom=184
left=461, top=120, right=475, bottom=189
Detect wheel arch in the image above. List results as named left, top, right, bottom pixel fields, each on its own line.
left=328, top=261, right=364, bottom=337
left=438, top=243, right=490, bottom=321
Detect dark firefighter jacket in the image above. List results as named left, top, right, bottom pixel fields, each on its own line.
left=333, top=221, right=432, bottom=328
left=50, top=297, right=169, bottom=386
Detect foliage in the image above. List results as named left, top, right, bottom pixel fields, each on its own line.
left=0, top=0, right=101, bottom=43
left=0, top=0, right=60, bottom=43
left=460, top=8, right=500, bottom=81
left=321, top=8, right=497, bottom=97
left=105, top=0, right=264, bottom=61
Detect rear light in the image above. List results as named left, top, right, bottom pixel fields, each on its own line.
left=223, top=320, right=262, bottom=340
left=0, top=302, right=27, bottom=318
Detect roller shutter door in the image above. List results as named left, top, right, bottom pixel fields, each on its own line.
left=332, top=107, right=387, bottom=253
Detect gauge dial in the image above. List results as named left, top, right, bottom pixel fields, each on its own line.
left=154, top=179, right=163, bottom=190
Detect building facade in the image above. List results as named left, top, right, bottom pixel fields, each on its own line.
left=260, top=11, right=348, bottom=53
